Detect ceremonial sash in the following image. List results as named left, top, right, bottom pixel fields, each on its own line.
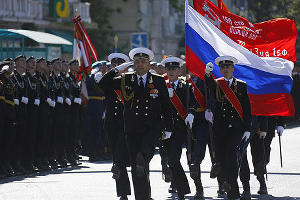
left=217, top=78, right=243, bottom=120
left=164, top=75, right=188, bottom=120
left=189, top=78, right=206, bottom=111
left=0, top=96, right=5, bottom=101
left=114, top=90, right=124, bottom=104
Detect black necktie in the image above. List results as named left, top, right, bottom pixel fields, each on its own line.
left=226, top=80, right=230, bottom=86
left=171, top=83, right=176, bottom=90
left=139, top=77, right=144, bottom=89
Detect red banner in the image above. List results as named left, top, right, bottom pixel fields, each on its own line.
left=193, top=0, right=297, bottom=62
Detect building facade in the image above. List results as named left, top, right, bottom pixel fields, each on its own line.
left=0, top=0, right=92, bottom=60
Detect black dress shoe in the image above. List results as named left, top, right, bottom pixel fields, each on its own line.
left=257, top=177, right=268, bottom=194
left=48, top=159, right=58, bottom=170
left=217, top=188, right=226, bottom=198
left=178, top=193, right=185, bottom=200
left=111, top=165, right=121, bottom=180
left=210, top=162, right=221, bottom=178
left=119, top=195, right=128, bottom=200
left=194, top=190, right=204, bottom=200
left=57, top=159, right=68, bottom=168
left=168, top=185, right=177, bottom=193
left=257, top=183, right=268, bottom=194
left=222, top=181, right=231, bottom=193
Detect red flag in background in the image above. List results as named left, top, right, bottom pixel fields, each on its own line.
left=72, top=15, right=98, bottom=76
left=218, top=0, right=230, bottom=12
left=193, top=0, right=297, bottom=62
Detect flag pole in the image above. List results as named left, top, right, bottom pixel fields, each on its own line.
left=114, top=35, right=118, bottom=53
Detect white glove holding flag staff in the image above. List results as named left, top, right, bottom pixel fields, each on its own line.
left=205, top=62, right=214, bottom=75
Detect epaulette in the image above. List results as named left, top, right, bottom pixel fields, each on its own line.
left=235, top=78, right=246, bottom=84
left=124, top=71, right=135, bottom=75
left=150, top=72, right=163, bottom=78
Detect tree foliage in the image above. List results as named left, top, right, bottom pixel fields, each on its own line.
left=82, top=0, right=126, bottom=60
left=246, top=0, right=300, bottom=57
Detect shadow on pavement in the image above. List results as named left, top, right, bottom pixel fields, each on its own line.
left=252, top=194, right=300, bottom=200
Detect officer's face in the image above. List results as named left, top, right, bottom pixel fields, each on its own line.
left=112, top=60, right=125, bottom=68
left=166, top=67, right=181, bottom=82
left=26, top=59, right=36, bottom=74
left=220, top=64, right=234, bottom=79
left=15, top=58, right=26, bottom=73
left=53, top=61, right=62, bottom=75
left=134, top=58, right=150, bottom=76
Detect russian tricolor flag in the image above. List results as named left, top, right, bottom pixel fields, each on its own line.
left=185, top=1, right=295, bottom=116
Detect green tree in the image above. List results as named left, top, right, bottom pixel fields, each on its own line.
left=82, top=0, right=126, bottom=60
left=247, top=0, right=300, bottom=59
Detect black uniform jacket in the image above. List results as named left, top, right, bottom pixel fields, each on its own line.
left=205, top=74, right=251, bottom=132
left=169, top=79, right=196, bottom=131
left=100, top=69, right=174, bottom=133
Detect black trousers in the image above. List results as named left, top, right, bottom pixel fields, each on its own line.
left=106, top=122, right=131, bottom=197
left=36, top=103, right=50, bottom=160
left=240, top=132, right=265, bottom=184
left=54, top=103, right=68, bottom=160
left=214, top=125, right=243, bottom=199
left=167, top=128, right=191, bottom=196
left=15, top=103, right=27, bottom=162
left=126, top=128, right=160, bottom=200
left=3, top=104, right=17, bottom=163
left=25, top=104, right=38, bottom=163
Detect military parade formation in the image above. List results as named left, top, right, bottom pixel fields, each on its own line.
left=0, top=46, right=297, bottom=200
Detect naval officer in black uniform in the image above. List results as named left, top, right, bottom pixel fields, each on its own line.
left=99, top=47, right=174, bottom=200
left=205, top=56, right=252, bottom=200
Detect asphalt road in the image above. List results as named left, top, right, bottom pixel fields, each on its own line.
left=1, top=123, right=300, bottom=200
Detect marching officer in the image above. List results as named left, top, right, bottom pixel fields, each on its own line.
left=204, top=56, right=252, bottom=200
left=11, top=55, right=28, bottom=174
left=188, top=72, right=212, bottom=200
left=47, top=59, right=59, bottom=169
left=239, top=115, right=268, bottom=200
left=0, top=62, right=17, bottom=177
left=94, top=52, right=132, bottom=200
left=24, top=56, right=40, bottom=172
left=34, top=57, right=52, bottom=171
left=99, top=47, right=174, bottom=200
left=161, top=56, right=195, bottom=200
left=67, top=59, right=82, bottom=165
left=85, top=61, right=107, bottom=161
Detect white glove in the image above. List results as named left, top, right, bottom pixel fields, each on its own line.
left=185, top=113, right=194, bottom=129
left=34, top=99, right=40, bottom=106
left=74, top=97, right=82, bottom=105
left=21, top=96, right=28, bottom=104
left=168, top=88, right=174, bottom=98
left=57, top=96, right=63, bottom=104
left=94, top=72, right=103, bottom=83
left=50, top=100, right=56, bottom=108
left=205, top=62, right=214, bottom=74
left=276, top=126, right=284, bottom=136
left=65, top=97, right=72, bottom=106
left=115, top=61, right=133, bottom=72
left=259, top=131, right=267, bottom=139
left=46, top=97, right=52, bottom=105
left=205, top=109, right=213, bottom=123
left=14, top=99, right=19, bottom=106
left=102, top=111, right=106, bottom=119
left=242, top=131, right=250, bottom=141
left=163, top=131, right=172, bottom=140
